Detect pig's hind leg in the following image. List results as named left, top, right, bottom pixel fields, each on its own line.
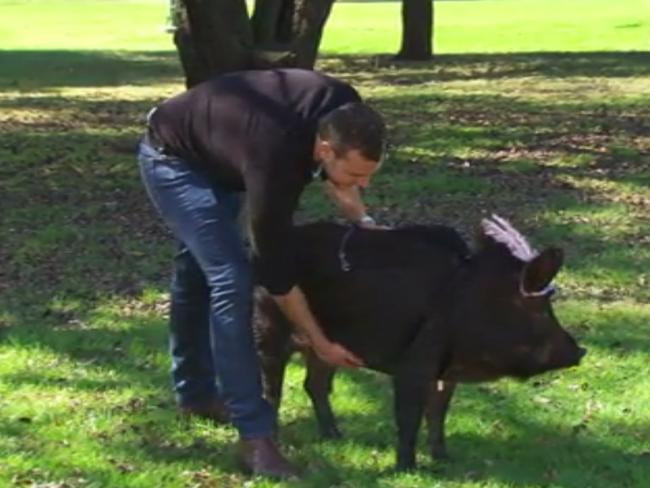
left=255, top=300, right=294, bottom=416
left=303, top=350, right=342, bottom=439
left=425, top=380, right=456, bottom=461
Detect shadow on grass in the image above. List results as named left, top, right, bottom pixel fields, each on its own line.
left=1, top=50, right=650, bottom=92
left=0, top=316, right=169, bottom=388
left=1, top=88, right=648, bottom=340
left=1, top=349, right=647, bottom=487
left=278, top=420, right=649, bottom=488
left=3, top=328, right=644, bottom=488
left=2, top=141, right=647, bottom=351
left=321, top=51, right=650, bottom=82
left=272, top=365, right=650, bottom=487
left=0, top=49, right=182, bottom=91
left=268, top=364, right=648, bottom=487
left=1, top=48, right=648, bottom=487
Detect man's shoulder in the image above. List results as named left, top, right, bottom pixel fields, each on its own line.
left=202, top=68, right=356, bottom=98
left=274, top=68, right=351, bottom=86
left=283, top=68, right=360, bottom=98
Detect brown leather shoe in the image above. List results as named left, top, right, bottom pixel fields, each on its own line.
left=178, top=399, right=230, bottom=424
left=237, top=437, right=302, bottom=479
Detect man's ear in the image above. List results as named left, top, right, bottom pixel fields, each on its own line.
left=315, top=137, right=334, bottom=161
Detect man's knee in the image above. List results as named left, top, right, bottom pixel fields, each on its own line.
left=206, top=261, right=253, bottom=300
left=172, top=247, right=207, bottom=292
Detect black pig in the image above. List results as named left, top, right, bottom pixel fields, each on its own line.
left=254, top=215, right=586, bottom=470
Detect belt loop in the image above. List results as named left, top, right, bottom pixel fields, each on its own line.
left=144, top=106, right=169, bottom=156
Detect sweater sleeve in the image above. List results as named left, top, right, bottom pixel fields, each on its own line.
left=244, top=146, right=307, bottom=295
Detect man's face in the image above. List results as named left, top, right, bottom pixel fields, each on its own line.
left=316, top=140, right=380, bottom=189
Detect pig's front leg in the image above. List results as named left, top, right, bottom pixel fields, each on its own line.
left=425, top=380, right=456, bottom=461
left=393, top=374, right=428, bottom=470
left=392, top=315, right=447, bottom=470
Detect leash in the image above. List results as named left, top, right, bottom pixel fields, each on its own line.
left=338, top=225, right=357, bottom=272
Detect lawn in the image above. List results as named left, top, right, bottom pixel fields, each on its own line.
left=0, top=1, right=649, bottom=487
left=0, top=0, right=648, bottom=53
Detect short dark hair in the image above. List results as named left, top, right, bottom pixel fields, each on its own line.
left=317, top=102, right=386, bottom=161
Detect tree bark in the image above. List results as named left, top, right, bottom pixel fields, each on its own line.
left=291, top=0, right=336, bottom=69
left=170, top=0, right=335, bottom=88
left=397, top=0, right=434, bottom=60
left=251, top=0, right=293, bottom=46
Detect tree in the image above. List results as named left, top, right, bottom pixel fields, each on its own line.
left=169, top=0, right=336, bottom=87
left=397, top=0, right=434, bottom=60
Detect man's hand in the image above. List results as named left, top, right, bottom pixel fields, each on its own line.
left=271, top=286, right=364, bottom=368
left=357, top=219, right=391, bottom=230
left=323, top=181, right=367, bottom=223
left=312, top=337, right=364, bottom=368
left=356, top=214, right=390, bottom=230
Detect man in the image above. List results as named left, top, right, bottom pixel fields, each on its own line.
left=137, top=68, right=386, bottom=478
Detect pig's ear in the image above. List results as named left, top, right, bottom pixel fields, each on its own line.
left=476, top=224, right=497, bottom=250
left=521, top=247, right=563, bottom=294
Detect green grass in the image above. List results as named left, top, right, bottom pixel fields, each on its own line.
left=0, top=0, right=648, bottom=53
left=1, top=0, right=650, bottom=487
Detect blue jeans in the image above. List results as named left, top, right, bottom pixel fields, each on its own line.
left=137, top=138, right=275, bottom=439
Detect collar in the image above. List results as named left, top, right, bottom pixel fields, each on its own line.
left=312, top=164, right=323, bottom=180
left=520, top=282, right=556, bottom=298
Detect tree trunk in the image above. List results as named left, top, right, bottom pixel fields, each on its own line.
left=251, top=0, right=293, bottom=46
left=397, top=0, right=434, bottom=60
left=170, top=0, right=335, bottom=88
left=291, top=0, right=336, bottom=69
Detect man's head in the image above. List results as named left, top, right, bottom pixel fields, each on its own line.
left=314, top=102, right=386, bottom=189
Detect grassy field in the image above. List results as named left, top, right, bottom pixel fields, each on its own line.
left=0, top=0, right=648, bottom=53
left=1, top=0, right=649, bottom=487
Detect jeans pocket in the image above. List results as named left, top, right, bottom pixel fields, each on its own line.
left=139, top=157, right=170, bottom=217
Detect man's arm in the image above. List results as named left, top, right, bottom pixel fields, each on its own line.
left=323, top=180, right=367, bottom=222
left=245, top=162, right=363, bottom=369
left=271, top=286, right=364, bottom=368
left=323, top=181, right=385, bottom=229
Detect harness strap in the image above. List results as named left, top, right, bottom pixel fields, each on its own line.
left=338, top=225, right=356, bottom=272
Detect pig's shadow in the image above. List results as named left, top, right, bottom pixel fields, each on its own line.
left=278, top=368, right=648, bottom=487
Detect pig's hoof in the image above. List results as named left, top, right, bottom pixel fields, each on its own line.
left=431, top=447, right=451, bottom=462
left=320, top=425, right=343, bottom=440
left=395, top=461, right=417, bottom=472
left=395, top=455, right=417, bottom=472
